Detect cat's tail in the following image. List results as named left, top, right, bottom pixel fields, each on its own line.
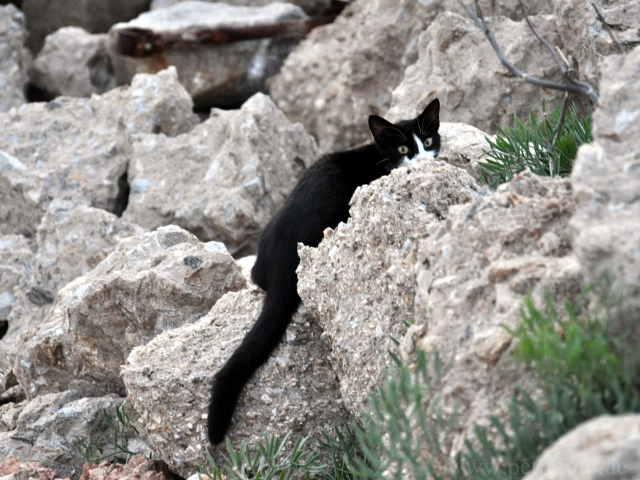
left=208, top=283, right=300, bottom=444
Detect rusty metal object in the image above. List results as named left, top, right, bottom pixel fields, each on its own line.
left=113, top=14, right=339, bottom=58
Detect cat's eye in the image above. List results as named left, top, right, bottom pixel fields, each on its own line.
left=398, top=146, right=409, bottom=154
left=424, top=138, right=433, bottom=148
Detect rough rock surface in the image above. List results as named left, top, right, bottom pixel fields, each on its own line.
left=123, top=289, right=350, bottom=478
left=0, top=67, right=197, bottom=238
left=0, top=454, right=63, bottom=480
left=31, top=27, right=116, bottom=99
left=113, top=2, right=308, bottom=109
left=78, top=456, right=168, bottom=480
left=0, top=235, right=34, bottom=329
left=0, top=390, right=123, bottom=479
left=151, top=0, right=332, bottom=16
left=408, top=173, right=582, bottom=456
left=522, top=415, right=640, bottom=480
left=13, top=226, right=247, bottom=399
left=0, top=5, right=30, bottom=113
left=297, top=160, right=479, bottom=414
left=22, top=0, right=151, bottom=53
left=387, top=12, right=564, bottom=134
left=124, top=93, right=318, bottom=256
left=5, top=200, right=145, bottom=345
left=571, top=46, right=640, bottom=328
left=268, top=0, right=555, bottom=153
left=554, top=0, right=640, bottom=89
left=435, top=122, right=492, bottom=181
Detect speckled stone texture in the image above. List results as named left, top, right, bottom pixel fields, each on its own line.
left=297, top=160, right=479, bottom=415
left=0, top=5, right=30, bottom=113
left=408, top=173, right=583, bottom=457
left=123, top=93, right=318, bottom=256
left=0, top=67, right=197, bottom=238
left=13, top=226, right=246, bottom=399
left=122, top=289, right=350, bottom=478
left=571, top=45, right=640, bottom=332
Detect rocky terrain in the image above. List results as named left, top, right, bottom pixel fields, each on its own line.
left=0, top=0, right=639, bottom=479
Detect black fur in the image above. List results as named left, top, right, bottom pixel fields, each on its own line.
left=208, top=99, right=441, bottom=444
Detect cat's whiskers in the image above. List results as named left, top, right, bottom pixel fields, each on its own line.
left=381, top=125, right=408, bottom=141
left=375, top=158, right=390, bottom=168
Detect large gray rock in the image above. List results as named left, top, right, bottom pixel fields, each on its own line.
left=268, top=0, right=555, bottom=153
left=407, top=173, right=582, bottom=457
left=123, top=289, right=350, bottom=478
left=522, top=415, right=640, bottom=480
left=0, top=235, right=34, bottom=328
left=22, top=0, right=151, bottom=53
left=387, top=12, right=564, bottom=134
left=553, top=0, right=640, bottom=89
left=5, top=200, right=145, bottom=345
left=30, top=27, right=116, bottom=99
left=151, top=0, right=332, bottom=16
left=124, top=93, right=318, bottom=256
left=0, top=390, right=123, bottom=479
left=571, top=46, right=640, bottom=331
left=297, top=160, right=479, bottom=415
left=0, top=67, right=197, bottom=238
left=13, top=226, right=247, bottom=399
left=112, top=2, right=308, bottom=109
left=0, top=5, right=30, bottom=113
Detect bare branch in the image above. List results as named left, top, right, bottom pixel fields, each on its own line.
left=591, top=2, right=624, bottom=54
left=518, top=0, right=567, bottom=75
left=458, top=1, right=599, bottom=104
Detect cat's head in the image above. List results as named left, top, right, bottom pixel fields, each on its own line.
left=368, top=99, right=440, bottom=172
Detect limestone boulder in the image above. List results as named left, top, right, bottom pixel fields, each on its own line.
left=150, top=0, right=332, bottom=17
left=122, top=289, right=350, bottom=478
left=111, top=2, right=308, bottom=109
left=13, top=226, right=246, bottom=399
left=387, top=12, right=564, bottom=135
left=0, top=455, right=63, bottom=480
left=22, top=0, right=151, bottom=53
left=124, top=93, right=318, bottom=256
left=0, top=390, right=123, bottom=479
left=408, top=173, right=582, bottom=457
left=522, top=415, right=640, bottom=480
left=268, top=0, right=554, bottom=153
left=5, top=200, right=145, bottom=345
left=436, top=122, right=492, bottom=181
left=0, top=5, right=30, bottom=113
left=0, top=235, right=34, bottom=332
left=297, top=160, right=479, bottom=415
left=0, top=67, right=197, bottom=238
left=553, top=0, right=640, bottom=89
left=30, top=27, right=116, bottom=99
left=571, top=46, right=640, bottom=330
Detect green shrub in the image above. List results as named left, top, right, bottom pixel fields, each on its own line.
left=479, top=101, right=592, bottom=188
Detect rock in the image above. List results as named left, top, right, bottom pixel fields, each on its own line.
left=22, top=0, right=151, bottom=53
left=0, top=5, right=31, bottom=113
left=0, top=390, right=123, bottom=479
left=236, top=255, right=257, bottom=284
left=268, top=1, right=554, bottom=153
left=0, top=454, right=63, bottom=480
left=297, top=160, right=479, bottom=415
left=5, top=200, right=145, bottom=344
left=0, top=235, right=34, bottom=329
left=386, top=12, right=564, bottom=135
left=408, top=173, right=582, bottom=457
left=434, top=122, right=492, bottom=181
left=0, top=67, right=197, bottom=238
left=522, top=415, right=640, bottom=480
left=123, top=93, right=318, bottom=256
left=122, top=289, right=350, bottom=478
left=553, top=0, right=640, bottom=89
left=111, top=2, right=308, bottom=109
left=30, top=27, right=116, bottom=99
left=13, top=226, right=247, bottom=399
left=571, top=46, right=640, bottom=331
left=150, top=0, right=332, bottom=16
left=78, top=456, right=168, bottom=480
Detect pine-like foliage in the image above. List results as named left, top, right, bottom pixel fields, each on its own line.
left=479, top=102, right=592, bottom=188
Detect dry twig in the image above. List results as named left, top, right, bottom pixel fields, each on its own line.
left=591, top=2, right=624, bottom=54
left=458, top=0, right=599, bottom=104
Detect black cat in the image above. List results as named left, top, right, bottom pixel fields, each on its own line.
left=208, top=99, right=441, bottom=444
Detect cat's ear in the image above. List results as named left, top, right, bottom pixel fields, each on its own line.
left=417, top=98, right=440, bottom=132
left=368, top=115, right=397, bottom=144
